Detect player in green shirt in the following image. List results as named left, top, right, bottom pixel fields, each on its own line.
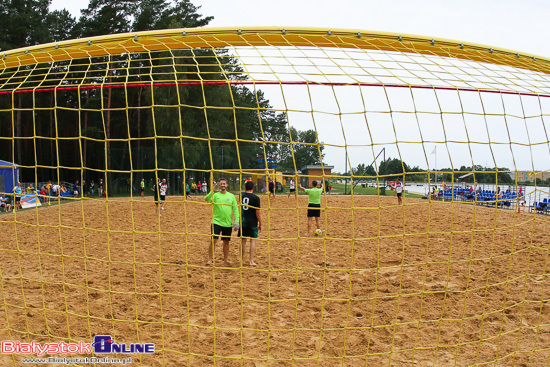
left=204, top=178, right=240, bottom=266
left=185, top=182, right=192, bottom=200
left=298, top=180, right=324, bottom=236
left=140, top=178, right=145, bottom=197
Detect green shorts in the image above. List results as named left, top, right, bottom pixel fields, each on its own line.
left=239, top=225, right=259, bottom=239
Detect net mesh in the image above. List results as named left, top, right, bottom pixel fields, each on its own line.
left=0, top=27, right=549, bottom=366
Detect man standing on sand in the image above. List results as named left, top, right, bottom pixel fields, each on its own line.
left=160, top=178, right=168, bottom=204
left=298, top=180, right=323, bottom=236
left=393, top=178, right=404, bottom=205
left=185, top=182, right=192, bottom=200
left=239, top=180, right=262, bottom=266
left=141, top=178, right=145, bottom=198
left=205, top=178, right=240, bottom=266
left=151, top=178, right=163, bottom=216
left=73, top=180, right=79, bottom=198
left=288, top=176, right=297, bottom=198
left=268, top=177, right=276, bottom=200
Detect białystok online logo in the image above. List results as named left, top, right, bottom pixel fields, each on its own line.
left=92, top=335, right=154, bottom=354
left=1, top=336, right=154, bottom=356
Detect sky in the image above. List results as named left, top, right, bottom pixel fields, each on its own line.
left=49, top=0, right=550, bottom=174
left=50, top=0, right=550, bottom=58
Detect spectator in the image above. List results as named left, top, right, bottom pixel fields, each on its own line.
left=13, top=182, right=22, bottom=211
left=0, top=194, right=11, bottom=212
left=98, top=178, right=104, bottom=198
left=52, top=183, right=60, bottom=196
left=39, top=185, right=45, bottom=203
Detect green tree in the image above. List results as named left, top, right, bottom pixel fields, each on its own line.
left=46, top=9, right=77, bottom=42
left=353, top=163, right=376, bottom=176
left=133, top=0, right=212, bottom=31
left=0, top=0, right=51, bottom=51
left=75, top=0, right=137, bottom=37
left=277, top=127, right=325, bottom=171
left=379, top=158, right=410, bottom=177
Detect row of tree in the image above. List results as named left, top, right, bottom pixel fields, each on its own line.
left=342, top=159, right=515, bottom=184
left=0, top=0, right=324, bottom=185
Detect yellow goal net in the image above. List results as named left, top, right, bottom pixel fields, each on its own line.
left=0, top=27, right=549, bottom=366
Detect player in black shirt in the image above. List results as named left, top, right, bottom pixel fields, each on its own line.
left=268, top=177, right=276, bottom=201
left=239, top=181, right=262, bottom=266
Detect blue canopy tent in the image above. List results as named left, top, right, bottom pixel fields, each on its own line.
left=0, top=160, right=19, bottom=194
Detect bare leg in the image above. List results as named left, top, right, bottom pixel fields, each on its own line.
left=249, top=239, right=257, bottom=266
left=315, top=217, right=321, bottom=230
left=240, top=238, right=247, bottom=264
left=207, top=237, right=216, bottom=265
left=222, top=240, right=230, bottom=265
left=306, top=217, right=312, bottom=235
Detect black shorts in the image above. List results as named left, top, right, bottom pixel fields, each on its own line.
left=211, top=224, right=232, bottom=241
left=290, top=188, right=296, bottom=192
left=397, top=192, right=402, bottom=198
left=141, top=187, right=144, bottom=192
left=15, top=197, right=20, bottom=203
left=307, top=203, right=321, bottom=217
left=239, top=225, right=259, bottom=239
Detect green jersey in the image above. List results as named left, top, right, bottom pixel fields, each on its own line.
left=305, top=188, right=322, bottom=204
left=205, top=190, right=240, bottom=227
left=141, top=181, right=145, bottom=188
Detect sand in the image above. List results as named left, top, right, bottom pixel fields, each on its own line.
left=0, top=194, right=549, bottom=366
